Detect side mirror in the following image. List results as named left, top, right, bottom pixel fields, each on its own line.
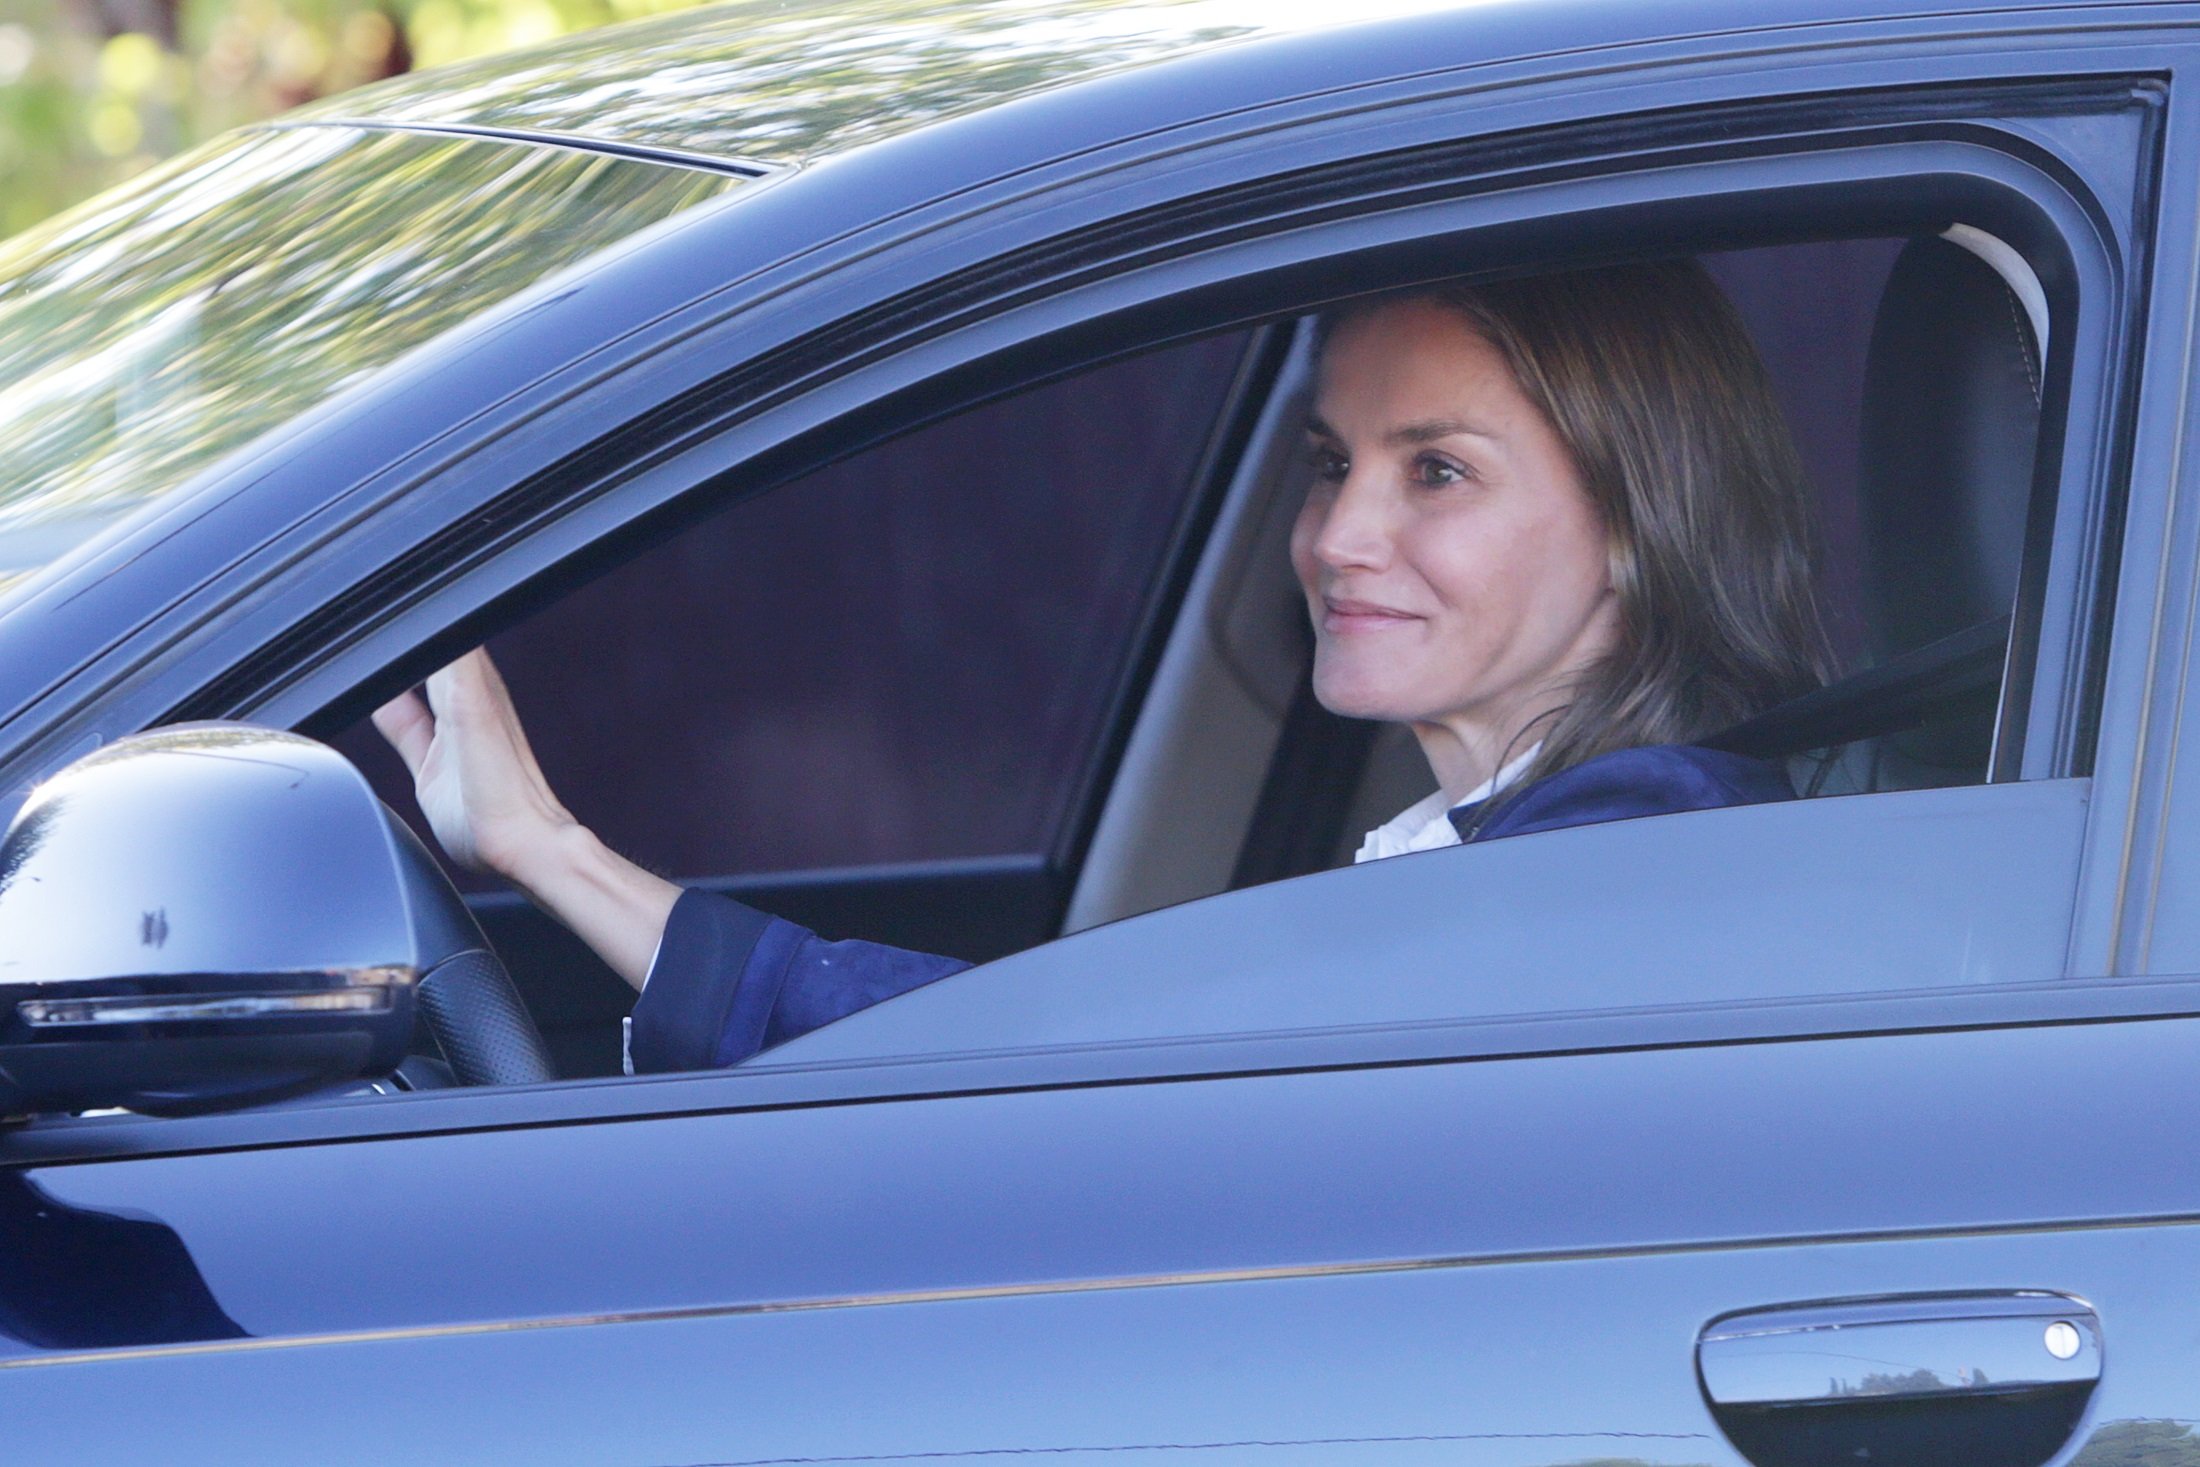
left=0, top=724, right=428, bottom=1117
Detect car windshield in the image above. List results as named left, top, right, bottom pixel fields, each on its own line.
left=0, top=126, right=743, bottom=589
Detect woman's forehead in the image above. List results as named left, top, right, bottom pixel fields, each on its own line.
left=1311, top=299, right=1531, bottom=436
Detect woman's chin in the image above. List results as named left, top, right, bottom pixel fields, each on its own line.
left=1309, top=670, right=1414, bottom=724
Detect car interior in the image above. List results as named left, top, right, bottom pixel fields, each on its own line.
left=329, top=223, right=2054, bottom=1081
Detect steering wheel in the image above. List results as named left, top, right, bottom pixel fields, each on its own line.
left=386, top=810, right=558, bottom=1087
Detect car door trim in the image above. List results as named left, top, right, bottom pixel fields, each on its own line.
left=2, top=1203, right=2190, bottom=1374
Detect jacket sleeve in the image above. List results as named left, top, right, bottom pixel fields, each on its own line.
left=1471, top=745, right=1794, bottom=843
left=626, top=888, right=971, bottom=1072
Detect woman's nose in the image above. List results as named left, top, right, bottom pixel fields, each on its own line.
left=1310, top=473, right=1394, bottom=572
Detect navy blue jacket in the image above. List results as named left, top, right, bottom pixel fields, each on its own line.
left=626, top=743, right=1792, bottom=1072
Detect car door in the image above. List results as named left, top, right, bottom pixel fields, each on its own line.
left=7, top=1015, right=2198, bottom=1467
left=3, top=7, right=2198, bottom=1467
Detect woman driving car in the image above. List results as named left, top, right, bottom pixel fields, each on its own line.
left=374, top=259, right=1834, bottom=1073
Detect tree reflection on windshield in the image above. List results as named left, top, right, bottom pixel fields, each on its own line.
left=0, top=126, right=737, bottom=579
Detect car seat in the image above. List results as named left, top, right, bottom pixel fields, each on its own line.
left=1708, top=228, right=2045, bottom=790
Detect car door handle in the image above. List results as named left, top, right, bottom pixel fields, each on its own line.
left=1697, top=1293, right=2100, bottom=1467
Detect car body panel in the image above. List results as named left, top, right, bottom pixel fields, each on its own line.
left=762, top=780, right=2093, bottom=1064
left=6, top=1017, right=2200, bottom=1462
left=10, top=1229, right=2196, bottom=1466
left=6, top=1017, right=2194, bottom=1350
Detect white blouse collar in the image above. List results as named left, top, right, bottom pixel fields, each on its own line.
left=1353, top=742, right=1542, bottom=864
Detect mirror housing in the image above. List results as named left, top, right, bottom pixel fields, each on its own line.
left=0, top=725, right=427, bottom=1116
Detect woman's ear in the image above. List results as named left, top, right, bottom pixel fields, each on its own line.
left=1604, top=529, right=1634, bottom=598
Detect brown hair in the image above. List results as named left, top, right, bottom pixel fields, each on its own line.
left=1327, top=260, right=1833, bottom=786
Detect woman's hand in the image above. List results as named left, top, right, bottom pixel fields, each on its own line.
left=372, top=649, right=678, bottom=990
left=371, top=648, right=572, bottom=883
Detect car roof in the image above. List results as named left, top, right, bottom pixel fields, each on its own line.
left=284, top=0, right=2086, bottom=173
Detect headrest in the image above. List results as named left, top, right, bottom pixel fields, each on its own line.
left=1857, top=233, right=2042, bottom=662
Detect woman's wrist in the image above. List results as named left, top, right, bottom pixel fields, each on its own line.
left=502, top=820, right=681, bottom=990
left=492, top=815, right=592, bottom=900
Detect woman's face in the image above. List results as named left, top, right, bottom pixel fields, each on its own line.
left=1289, top=297, right=1622, bottom=755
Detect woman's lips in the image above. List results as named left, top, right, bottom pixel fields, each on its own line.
left=1321, top=597, right=1421, bottom=634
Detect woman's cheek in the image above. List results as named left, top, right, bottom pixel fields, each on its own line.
left=1407, top=504, right=1506, bottom=619
left=1287, top=496, right=1328, bottom=597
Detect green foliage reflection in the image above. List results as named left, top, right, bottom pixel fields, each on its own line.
left=0, top=0, right=716, bottom=236
left=295, top=0, right=1252, bottom=166
left=0, top=127, right=733, bottom=567
left=0, top=0, right=1269, bottom=236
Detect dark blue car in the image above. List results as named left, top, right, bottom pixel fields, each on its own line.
left=0, top=0, right=2186, bottom=1462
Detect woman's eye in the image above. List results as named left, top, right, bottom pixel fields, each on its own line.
left=1415, top=454, right=1469, bottom=487
left=1305, top=444, right=1348, bottom=482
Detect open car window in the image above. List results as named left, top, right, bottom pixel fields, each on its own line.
left=367, top=219, right=2079, bottom=1078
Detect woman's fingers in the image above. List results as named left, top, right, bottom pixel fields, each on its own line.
left=423, top=647, right=498, bottom=730
left=394, top=646, right=575, bottom=879
left=422, top=649, right=548, bottom=794
left=371, top=688, right=435, bottom=777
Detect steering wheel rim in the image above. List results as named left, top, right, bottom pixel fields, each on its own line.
left=384, top=809, right=557, bottom=1087
left=415, top=947, right=557, bottom=1086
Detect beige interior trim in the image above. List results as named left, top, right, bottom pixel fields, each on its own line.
left=1063, top=324, right=1318, bottom=932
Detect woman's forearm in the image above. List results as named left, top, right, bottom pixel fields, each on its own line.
left=501, top=821, right=681, bottom=992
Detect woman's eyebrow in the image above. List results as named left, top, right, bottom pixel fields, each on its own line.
left=1304, top=414, right=1499, bottom=444
left=1386, top=417, right=1491, bottom=445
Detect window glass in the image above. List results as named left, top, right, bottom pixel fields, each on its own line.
left=765, top=776, right=2090, bottom=1068
left=1704, top=238, right=1903, bottom=670
left=0, top=128, right=741, bottom=585
left=339, top=334, right=1250, bottom=882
